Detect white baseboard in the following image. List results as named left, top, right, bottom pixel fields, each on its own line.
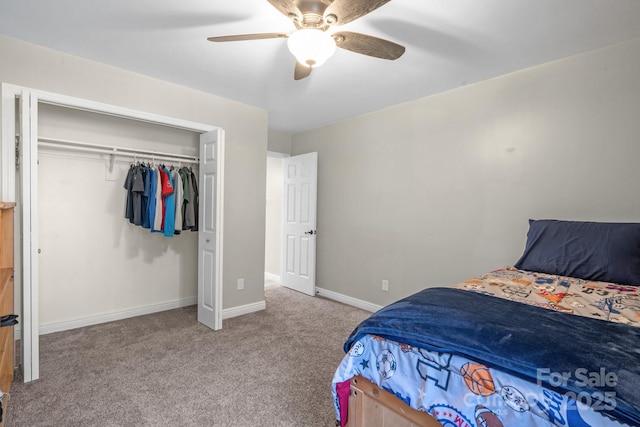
left=16, top=297, right=267, bottom=337
left=264, top=272, right=281, bottom=283
left=222, top=300, right=266, bottom=320
left=37, top=297, right=198, bottom=335
left=32, top=298, right=268, bottom=335
left=316, top=287, right=383, bottom=313
left=20, top=288, right=359, bottom=337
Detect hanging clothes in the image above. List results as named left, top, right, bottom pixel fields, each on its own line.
left=147, top=165, right=157, bottom=231
left=172, top=169, right=183, bottom=235
left=123, top=161, right=198, bottom=237
left=152, top=167, right=163, bottom=232
left=162, top=166, right=176, bottom=237
left=132, top=165, right=145, bottom=226
left=123, top=164, right=145, bottom=225
left=123, top=165, right=135, bottom=222
left=180, top=166, right=195, bottom=231
left=141, top=165, right=151, bottom=229
left=190, top=167, right=199, bottom=232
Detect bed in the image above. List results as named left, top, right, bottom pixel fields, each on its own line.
left=331, top=219, right=640, bottom=427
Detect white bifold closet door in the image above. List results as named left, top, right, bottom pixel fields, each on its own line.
left=198, top=130, right=224, bottom=331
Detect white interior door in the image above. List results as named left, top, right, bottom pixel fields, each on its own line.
left=280, top=152, right=317, bottom=296
left=198, top=130, right=224, bottom=330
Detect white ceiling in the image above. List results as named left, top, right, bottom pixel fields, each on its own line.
left=1, top=0, right=639, bottom=133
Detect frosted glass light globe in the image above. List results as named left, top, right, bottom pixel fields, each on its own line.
left=287, top=29, right=336, bottom=68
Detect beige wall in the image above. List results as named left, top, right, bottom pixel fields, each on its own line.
left=267, top=129, right=292, bottom=155
left=292, top=38, right=640, bottom=307
left=0, top=36, right=267, bottom=323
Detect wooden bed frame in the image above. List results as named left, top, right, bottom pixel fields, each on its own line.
left=346, top=376, right=442, bottom=427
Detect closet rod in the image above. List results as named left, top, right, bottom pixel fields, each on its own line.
left=37, top=136, right=199, bottom=164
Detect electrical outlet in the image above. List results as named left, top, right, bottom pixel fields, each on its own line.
left=237, top=278, right=245, bottom=290
left=382, top=280, right=389, bottom=292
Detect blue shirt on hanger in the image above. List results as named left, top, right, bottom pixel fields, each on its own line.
left=141, top=166, right=151, bottom=229
left=162, top=166, right=176, bottom=237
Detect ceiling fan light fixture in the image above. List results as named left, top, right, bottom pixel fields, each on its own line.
left=287, top=29, right=336, bottom=68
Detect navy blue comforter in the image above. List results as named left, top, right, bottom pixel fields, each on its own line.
left=344, top=287, right=640, bottom=425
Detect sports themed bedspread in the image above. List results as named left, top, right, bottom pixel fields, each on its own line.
left=459, top=267, right=640, bottom=325
left=332, top=268, right=640, bottom=427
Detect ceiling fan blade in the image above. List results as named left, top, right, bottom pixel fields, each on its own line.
left=207, top=33, right=288, bottom=42
left=324, top=0, right=391, bottom=26
left=294, top=62, right=312, bottom=80
left=333, top=31, right=405, bottom=60
left=267, top=0, right=303, bottom=22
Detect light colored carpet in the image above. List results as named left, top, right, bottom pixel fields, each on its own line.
left=6, top=285, right=370, bottom=426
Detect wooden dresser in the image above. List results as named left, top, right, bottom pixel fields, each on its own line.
left=0, top=202, right=15, bottom=426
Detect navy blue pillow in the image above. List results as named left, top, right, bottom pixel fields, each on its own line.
left=514, top=219, right=640, bottom=286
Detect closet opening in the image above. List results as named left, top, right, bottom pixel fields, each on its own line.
left=36, top=104, right=200, bottom=335
left=1, top=84, right=224, bottom=382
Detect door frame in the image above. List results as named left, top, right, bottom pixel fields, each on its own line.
left=1, top=83, right=225, bottom=382
left=265, top=151, right=289, bottom=284
left=280, top=152, right=318, bottom=296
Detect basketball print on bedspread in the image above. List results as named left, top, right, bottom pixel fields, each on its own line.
left=460, top=363, right=496, bottom=396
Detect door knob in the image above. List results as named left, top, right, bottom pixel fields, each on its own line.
left=304, top=230, right=316, bottom=235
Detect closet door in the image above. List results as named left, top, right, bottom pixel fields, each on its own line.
left=20, top=89, right=40, bottom=382
left=197, top=130, right=224, bottom=331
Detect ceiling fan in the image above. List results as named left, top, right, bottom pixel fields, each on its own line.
left=207, top=0, right=405, bottom=80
